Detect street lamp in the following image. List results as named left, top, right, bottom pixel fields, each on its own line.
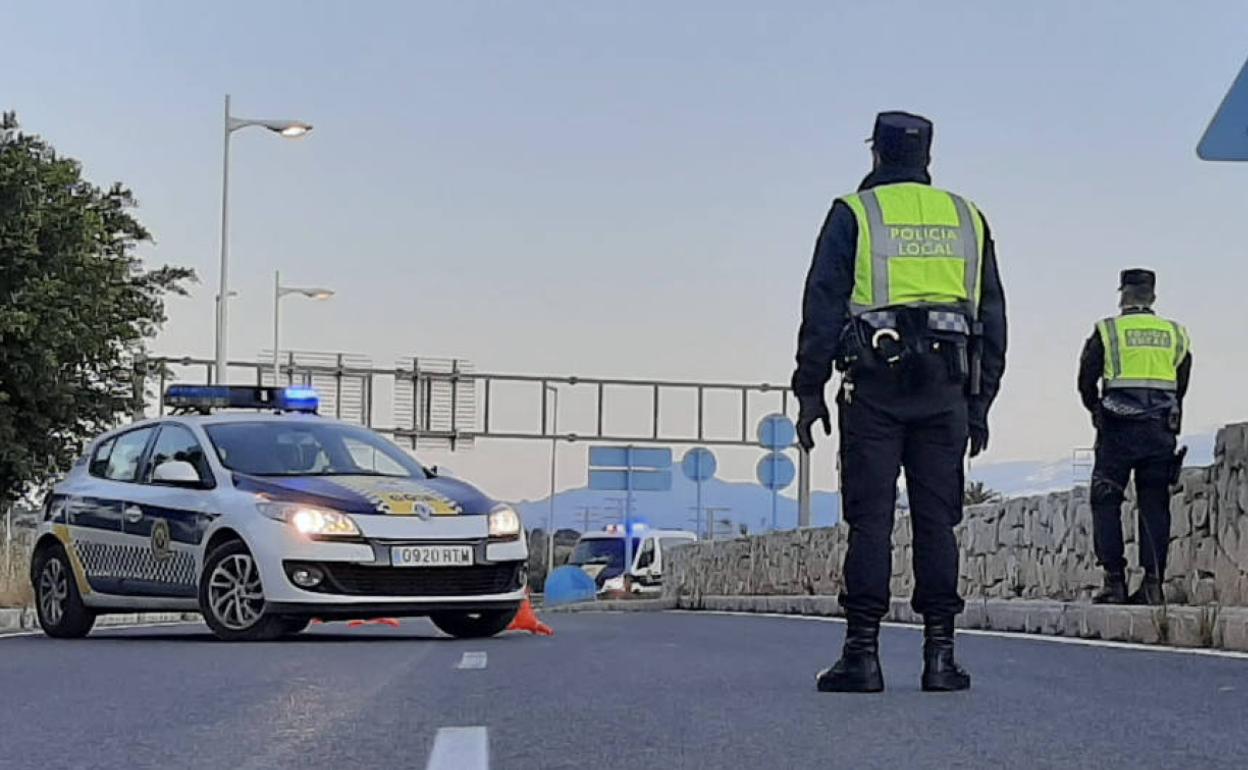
left=545, top=384, right=560, bottom=578
left=272, top=270, right=333, bottom=382
left=215, top=94, right=313, bottom=385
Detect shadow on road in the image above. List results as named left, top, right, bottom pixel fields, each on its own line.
left=87, top=628, right=538, bottom=644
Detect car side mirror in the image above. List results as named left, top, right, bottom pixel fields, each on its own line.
left=152, top=460, right=205, bottom=488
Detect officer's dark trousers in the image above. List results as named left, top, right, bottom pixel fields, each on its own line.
left=838, top=354, right=968, bottom=623
left=1091, top=417, right=1176, bottom=578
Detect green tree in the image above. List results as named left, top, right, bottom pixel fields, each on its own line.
left=964, top=480, right=1003, bottom=506
left=0, top=113, right=193, bottom=507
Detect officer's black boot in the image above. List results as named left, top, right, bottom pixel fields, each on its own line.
left=1128, top=575, right=1164, bottom=606
left=1092, top=571, right=1128, bottom=604
left=920, top=616, right=970, bottom=692
left=816, top=618, right=884, bottom=693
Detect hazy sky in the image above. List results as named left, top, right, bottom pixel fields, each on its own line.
left=8, top=1, right=1248, bottom=503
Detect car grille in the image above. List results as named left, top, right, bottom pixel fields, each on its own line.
left=293, top=562, right=524, bottom=597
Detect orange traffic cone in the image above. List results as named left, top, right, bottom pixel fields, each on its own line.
left=507, top=593, right=553, bottom=637
left=347, top=617, right=401, bottom=629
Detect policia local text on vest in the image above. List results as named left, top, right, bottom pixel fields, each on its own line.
left=791, top=111, right=1008, bottom=694
left=1078, top=269, right=1192, bottom=607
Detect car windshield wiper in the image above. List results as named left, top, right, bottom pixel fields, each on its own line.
left=247, top=470, right=409, bottom=478
left=299, top=471, right=410, bottom=478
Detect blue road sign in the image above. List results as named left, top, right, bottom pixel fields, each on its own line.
left=588, top=446, right=672, bottom=469
left=589, top=469, right=673, bottom=492
left=1199, top=57, right=1248, bottom=161
left=756, top=452, right=796, bottom=491
left=681, top=447, right=717, bottom=482
left=757, top=413, right=796, bottom=450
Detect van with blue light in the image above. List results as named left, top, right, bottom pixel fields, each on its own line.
left=28, top=385, right=529, bottom=641
left=568, top=525, right=696, bottom=594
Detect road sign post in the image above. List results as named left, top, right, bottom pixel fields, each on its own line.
left=797, top=449, right=811, bottom=528
left=588, top=445, right=673, bottom=574
left=757, top=414, right=797, bottom=531
left=681, top=447, right=717, bottom=539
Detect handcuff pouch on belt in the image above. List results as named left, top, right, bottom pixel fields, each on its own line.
left=837, top=308, right=978, bottom=388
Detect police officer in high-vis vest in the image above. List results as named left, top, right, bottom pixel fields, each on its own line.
left=793, top=111, right=1007, bottom=693
left=1078, top=269, right=1191, bottom=606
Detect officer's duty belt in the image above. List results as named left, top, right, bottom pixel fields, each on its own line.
left=858, top=309, right=971, bottom=335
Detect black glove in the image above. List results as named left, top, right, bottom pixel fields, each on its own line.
left=969, top=400, right=989, bottom=459
left=969, top=425, right=989, bottom=458
left=796, top=394, right=831, bottom=451
left=1091, top=406, right=1103, bottom=432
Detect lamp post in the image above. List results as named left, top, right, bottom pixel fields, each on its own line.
left=215, top=94, right=313, bottom=385
left=545, top=383, right=559, bottom=578
left=272, top=270, right=334, bottom=383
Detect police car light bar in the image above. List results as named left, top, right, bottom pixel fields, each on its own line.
left=164, top=385, right=320, bottom=414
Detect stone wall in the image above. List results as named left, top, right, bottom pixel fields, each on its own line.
left=666, top=422, right=1248, bottom=609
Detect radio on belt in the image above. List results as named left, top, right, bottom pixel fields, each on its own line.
left=164, top=385, right=320, bottom=414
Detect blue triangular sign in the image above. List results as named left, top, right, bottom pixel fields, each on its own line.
left=1198, top=57, right=1248, bottom=161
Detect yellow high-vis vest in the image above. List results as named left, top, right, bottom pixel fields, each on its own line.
left=1096, top=313, right=1189, bottom=391
left=839, top=182, right=986, bottom=327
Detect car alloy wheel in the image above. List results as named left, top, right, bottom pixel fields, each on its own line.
left=38, top=559, right=69, bottom=627
left=207, top=553, right=265, bottom=631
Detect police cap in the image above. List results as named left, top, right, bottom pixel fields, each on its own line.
left=1118, top=268, right=1156, bottom=291
left=870, top=111, right=933, bottom=165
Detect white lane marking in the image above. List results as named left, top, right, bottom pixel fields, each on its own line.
left=456, top=651, right=488, bottom=670
left=425, top=727, right=489, bottom=770
left=675, top=610, right=1248, bottom=661
left=0, top=620, right=193, bottom=640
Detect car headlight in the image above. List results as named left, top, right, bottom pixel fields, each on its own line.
left=488, top=505, right=522, bottom=539
left=257, top=501, right=360, bottom=538
left=603, top=575, right=625, bottom=591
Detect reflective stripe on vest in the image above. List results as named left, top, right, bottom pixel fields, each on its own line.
left=1096, top=313, right=1187, bottom=392
left=841, top=182, right=985, bottom=320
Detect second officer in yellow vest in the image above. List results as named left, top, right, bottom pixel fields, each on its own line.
left=792, top=112, right=1008, bottom=693
left=1078, top=269, right=1192, bottom=606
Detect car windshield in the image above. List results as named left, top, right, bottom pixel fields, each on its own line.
left=569, top=537, right=641, bottom=569
left=204, top=421, right=427, bottom=478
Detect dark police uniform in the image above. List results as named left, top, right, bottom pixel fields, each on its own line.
left=1077, top=269, right=1191, bottom=606
left=793, top=112, right=1007, bottom=693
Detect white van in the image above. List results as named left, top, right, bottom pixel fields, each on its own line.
left=627, top=529, right=697, bottom=594
left=568, top=527, right=697, bottom=595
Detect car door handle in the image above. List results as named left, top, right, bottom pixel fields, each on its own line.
left=123, top=506, right=144, bottom=524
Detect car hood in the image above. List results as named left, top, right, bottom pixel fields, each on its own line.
left=232, top=473, right=496, bottom=516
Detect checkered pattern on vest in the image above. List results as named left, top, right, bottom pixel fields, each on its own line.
left=858, top=309, right=970, bottom=335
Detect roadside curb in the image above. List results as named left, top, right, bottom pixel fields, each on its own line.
left=542, top=597, right=678, bottom=613
left=0, top=608, right=200, bottom=637
left=671, top=595, right=1248, bottom=653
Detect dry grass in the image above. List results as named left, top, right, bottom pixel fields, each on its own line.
left=0, top=546, right=33, bottom=608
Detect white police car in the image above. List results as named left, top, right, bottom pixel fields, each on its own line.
left=29, top=386, right=528, bottom=641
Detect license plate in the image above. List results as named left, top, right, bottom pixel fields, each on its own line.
left=391, top=545, right=473, bottom=567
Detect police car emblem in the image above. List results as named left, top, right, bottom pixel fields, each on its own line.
left=151, top=519, right=172, bottom=562
left=414, top=501, right=433, bottom=520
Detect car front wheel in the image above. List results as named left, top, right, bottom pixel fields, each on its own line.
left=199, top=540, right=285, bottom=642
left=32, top=544, right=95, bottom=639
left=429, top=607, right=519, bottom=639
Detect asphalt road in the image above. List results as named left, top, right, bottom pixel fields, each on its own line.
left=2, top=612, right=1247, bottom=769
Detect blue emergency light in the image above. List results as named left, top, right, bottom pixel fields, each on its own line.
left=164, top=385, right=320, bottom=414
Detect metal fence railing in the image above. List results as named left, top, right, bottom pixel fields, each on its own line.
left=137, top=355, right=813, bottom=525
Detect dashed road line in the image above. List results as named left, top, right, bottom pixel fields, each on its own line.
left=426, top=727, right=489, bottom=770
left=456, top=651, right=488, bottom=670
